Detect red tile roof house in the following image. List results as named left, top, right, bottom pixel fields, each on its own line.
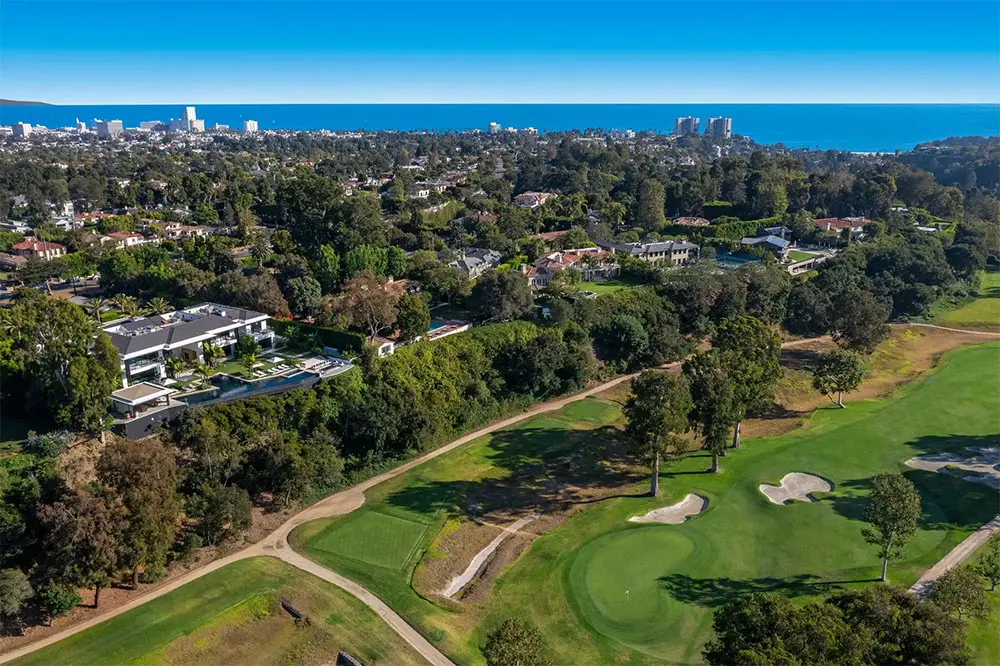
left=815, top=217, right=870, bottom=235
left=524, top=248, right=619, bottom=288
left=107, top=231, right=148, bottom=248
left=12, top=239, right=66, bottom=260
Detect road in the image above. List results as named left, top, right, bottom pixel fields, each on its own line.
left=3, top=330, right=989, bottom=665
left=909, top=515, right=1000, bottom=597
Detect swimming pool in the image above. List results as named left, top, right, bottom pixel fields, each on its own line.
left=178, top=371, right=317, bottom=405
left=428, top=319, right=448, bottom=332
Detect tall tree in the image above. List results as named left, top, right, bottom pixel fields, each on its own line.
left=812, top=349, right=868, bottom=408
left=830, top=287, right=891, bottom=354
left=0, top=569, right=32, bottom=635
left=684, top=352, right=737, bottom=473
left=862, top=473, right=921, bottom=582
left=712, top=316, right=782, bottom=448
left=930, top=566, right=989, bottom=620
left=39, top=490, right=126, bottom=608
left=97, top=438, right=182, bottom=587
left=974, top=532, right=1000, bottom=591
left=285, top=276, right=323, bottom=316
left=468, top=270, right=534, bottom=323
left=637, top=179, right=667, bottom=230
left=482, top=618, right=550, bottom=666
left=1, top=290, right=121, bottom=432
left=312, top=244, right=341, bottom=293
left=335, top=271, right=399, bottom=341
left=624, top=372, right=692, bottom=496
left=395, top=293, right=431, bottom=342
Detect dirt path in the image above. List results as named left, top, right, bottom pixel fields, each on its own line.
left=909, top=515, right=1000, bottom=597
left=907, top=323, right=1000, bottom=336
left=1, top=330, right=981, bottom=665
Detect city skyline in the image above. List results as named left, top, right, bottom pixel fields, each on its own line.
left=2, top=0, right=998, bottom=105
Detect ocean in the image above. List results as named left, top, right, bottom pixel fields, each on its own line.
left=2, top=104, right=998, bottom=153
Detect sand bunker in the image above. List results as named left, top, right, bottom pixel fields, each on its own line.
left=629, top=493, right=707, bottom=524
left=441, top=514, right=539, bottom=599
left=759, top=473, right=832, bottom=505
left=905, top=446, right=1000, bottom=490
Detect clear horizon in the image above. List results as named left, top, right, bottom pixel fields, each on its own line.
left=2, top=0, right=998, bottom=105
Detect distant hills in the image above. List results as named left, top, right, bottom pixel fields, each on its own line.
left=0, top=99, right=51, bottom=106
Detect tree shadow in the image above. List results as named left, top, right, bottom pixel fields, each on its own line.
left=827, top=433, right=999, bottom=533
left=385, top=424, right=646, bottom=521
left=657, top=572, right=877, bottom=608
left=780, top=347, right=826, bottom=373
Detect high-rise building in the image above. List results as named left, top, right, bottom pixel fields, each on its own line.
left=139, top=120, right=165, bottom=130
left=487, top=122, right=502, bottom=134
left=243, top=119, right=259, bottom=133
left=706, top=117, right=732, bottom=139
left=75, top=118, right=87, bottom=132
left=673, top=117, right=700, bottom=136
left=12, top=122, right=32, bottom=139
left=213, top=123, right=229, bottom=131
left=95, top=119, right=124, bottom=137
left=190, top=119, right=205, bottom=132
left=183, top=106, right=197, bottom=128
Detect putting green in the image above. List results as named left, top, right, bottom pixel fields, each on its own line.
left=306, top=510, right=428, bottom=570
left=569, top=528, right=697, bottom=646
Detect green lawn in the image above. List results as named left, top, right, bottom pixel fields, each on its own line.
left=293, top=344, right=1000, bottom=665
left=964, top=538, right=1000, bottom=665
left=935, top=267, right=1000, bottom=329
left=786, top=249, right=816, bottom=263
left=307, top=510, right=429, bottom=570
left=11, top=557, right=425, bottom=666
left=577, top=279, right=638, bottom=294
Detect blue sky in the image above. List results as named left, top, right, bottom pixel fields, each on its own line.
left=2, top=0, right=998, bottom=104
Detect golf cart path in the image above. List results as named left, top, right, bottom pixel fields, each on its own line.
left=908, top=323, right=1000, bottom=336
left=11, top=331, right=970, bottom=666
left=0, top=358, right=696, bottom=665
left=909, top=515, right=1000, bottom=597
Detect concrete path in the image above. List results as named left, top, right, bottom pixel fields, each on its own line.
left=0, top=364, right=666, bottom=665
left=0, top=331, right=963, bottom=665
left=910, top=515, right=1000, bottom=597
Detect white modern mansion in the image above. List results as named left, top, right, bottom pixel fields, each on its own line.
left=102, top=303, right=274, bottom=387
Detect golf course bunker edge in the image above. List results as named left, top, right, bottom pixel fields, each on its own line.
left=629, top=493, right=708, bottom=524
left=759, top=472, right=833, bottom=505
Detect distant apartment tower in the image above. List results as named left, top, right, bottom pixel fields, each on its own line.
left=75, top=118, right=86, bottom=132
left=183, top=106, right=197, bottom=127
left=189, top=119, right=205, bottom=132
left=487, top=121, right=502, bottom=134
left=706, top=117, right=732, bottom=139
left=139, top=120, right=165, bottom=130
left=95, top=119, right=124, bottom=137
left=673, top=117, right=700, bottom=136
left=243, top=119, right=259, bottom=133
left=12, top=122, right=32, bottom=139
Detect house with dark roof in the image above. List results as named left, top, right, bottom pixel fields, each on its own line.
left=596, top=239, right=699, bottom=266
left=102, top=302, right=273, bottom=387
left=448, top=248, right=502, bottom=279
left=741, top=234, right=791, bottom=260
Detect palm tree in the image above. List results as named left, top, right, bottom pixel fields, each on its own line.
left=194, top=363, right=213, bottom=386
left=147, top=296, right=171, bottom=315
left=249, top=232, right=272, bottom=269
left=85, top=297, right=108, bottom=323
left=165, top=357, right=185, bottom=378
left=202, top=342, right=225, bottom=368
left=112, top=294, right=140, bottom=318
left=241, top=351, right=258, bottom=377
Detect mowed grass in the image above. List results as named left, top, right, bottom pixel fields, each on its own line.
left=786, top=249, right=816, bottom=262
left=491, top=343, right=1000, bottom=664
left=936, top=266, right=1000, bottom=328
left=11, top=557, right=425, bottom=666
left=307, top=510, right=428, bottom=570
left=290, top=398, right=623, bottom=664
left=294, top=343, right=1000, bottom=665
left=965, top=540, right=1000, bottom=665
left=577, top=279, right=637, bottom=294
